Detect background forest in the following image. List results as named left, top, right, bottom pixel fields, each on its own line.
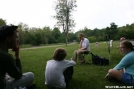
left=0, top=18, right=134, bottom=46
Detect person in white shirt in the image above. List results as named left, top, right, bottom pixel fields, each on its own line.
left=45, top=48, right=76, bottom=89
left=71, top=33, right=90, bottom=64
left=110, top=40, right=113, bottom=47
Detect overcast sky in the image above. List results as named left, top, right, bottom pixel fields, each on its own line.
left=0, top=0, right=134, bottom=32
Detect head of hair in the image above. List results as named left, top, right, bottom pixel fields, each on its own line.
left=121, top=40, right=134, bottom=51
left=53, top=48, right=67, bottom=61
left=120, top=37, right=125, bottom=41
left=0, top=25, right=18, bottom=42
left=78, top=33, right=84, bottom=37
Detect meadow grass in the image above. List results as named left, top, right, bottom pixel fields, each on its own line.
left=11, top=41, right=126, bottom=89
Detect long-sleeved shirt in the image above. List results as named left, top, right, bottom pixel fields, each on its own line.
left=0, top=48, right=22, bottom=89
left=113, top=51, right=134, bottom=78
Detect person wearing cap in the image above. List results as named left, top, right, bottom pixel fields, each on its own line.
left=0, top=25, right=35, bottom=89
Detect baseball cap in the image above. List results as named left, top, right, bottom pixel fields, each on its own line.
left=0, top=25, right=18, bottom=38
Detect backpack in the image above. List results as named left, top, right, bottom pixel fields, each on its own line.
left=90, top=52, right=109, bottom=66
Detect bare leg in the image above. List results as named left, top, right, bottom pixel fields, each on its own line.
left=108, top=69, right=124, bottom=80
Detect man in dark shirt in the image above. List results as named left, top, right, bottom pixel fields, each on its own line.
left=0, top=25, right=34, bottom=89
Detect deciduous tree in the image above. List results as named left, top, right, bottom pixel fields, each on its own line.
left=53, top=0, right=77, bottom=46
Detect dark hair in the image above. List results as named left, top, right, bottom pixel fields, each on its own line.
left=121, top=40, right=134, bottom=51
left=0, top=25, right=18, bottom=41
left=53, top=48, right=67, bottom=61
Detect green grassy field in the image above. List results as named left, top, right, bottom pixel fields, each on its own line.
left=11, top=41, right=128, bottom=89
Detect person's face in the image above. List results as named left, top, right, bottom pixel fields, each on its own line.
left=78, top=36, right=82, bottom=40
left=119, top=44, right=130, bottom=55
left=78, top=35, right=84, bottom=40
left=7, top=30, right=19, bottom=49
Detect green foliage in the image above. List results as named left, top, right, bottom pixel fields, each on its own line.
left=53, top=0, right=77, bottom=46
left=2, top=21, right=133, bottom=46
left=9, top=41, right=127, bottom=89
left=0, top=18, right=6, bottom=26
left=17, top=22, right=134, bottom=46
left=52, top=27, right=61, bottom=43
left=88, top=36, right=96, bottom=43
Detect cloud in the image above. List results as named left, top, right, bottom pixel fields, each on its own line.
left=74, top=0, right=134, bottom=31
left=0, top=0, right=134, bottom=32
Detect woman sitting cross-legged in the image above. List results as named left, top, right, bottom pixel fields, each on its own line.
left=45, top=48, right=76, bottom=89
left=105, top=40, right=134, bottom=85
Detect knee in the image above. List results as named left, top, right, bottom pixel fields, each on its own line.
left=25, top=72, right=34, bottom=85
left=23, top=72, right=34, bottom=81
left=28, top=72, right=34, bottom=79
left=76, top=51, right=81, bottom=55
left=108, top=69, right=114, bottom=75
left=73, top=50, right=77, bottom=54
left=26, top=72, right=34, bottom=75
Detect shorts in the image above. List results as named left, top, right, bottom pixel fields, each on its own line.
left=121, top=73, right=134, bottom=85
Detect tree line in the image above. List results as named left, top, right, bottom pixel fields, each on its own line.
left=0, top=18, right=134, bottom=46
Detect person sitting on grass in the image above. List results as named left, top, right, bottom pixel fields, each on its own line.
left=45, top=48, right=76, bottom=89
left=105, top=40, right=134, bottom=85
left=71, top=33, right=90, bottom=64
left=0, top=25, right=35, bottom=89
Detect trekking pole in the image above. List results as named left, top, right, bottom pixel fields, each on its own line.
left=105, top=35, right=111, bottom=62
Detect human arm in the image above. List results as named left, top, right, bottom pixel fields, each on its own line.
left=5, top=55, right=22, bottom=79
left=64, top=60, right=76, bottom=68
left=113, top=53, right=133, bottom=70
left=79, top=40, right=82, bottom=48
left=105, top=53, right=133, bottom=78
left=80, top=38, right=89, bottom=50
left=12, top=45, right=22, bottom=72
left=6, top=46, right=22, bottom=79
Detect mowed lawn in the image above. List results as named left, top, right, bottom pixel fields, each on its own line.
left=10, top=41, right=126, bottom=89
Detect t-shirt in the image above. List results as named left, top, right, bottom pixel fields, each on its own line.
left=113, top=51, right=134, bottom=78
left=81, top=38, right=90, bottom=51
left=45, top=59, right=76, bottom=88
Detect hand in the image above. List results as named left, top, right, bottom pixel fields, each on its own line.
left=12, top=46, right=20, bottom=59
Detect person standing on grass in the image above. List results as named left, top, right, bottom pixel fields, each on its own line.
left=45, top=48, right=76, bottom=89
left=105, top=40, right=134, bottom=85
left=117, top=37, right=126, bottom=48
left=110, top=40, right=113, bottom=47
left=95, top=42, right=98, bottom=47
left=71, top=33, right=90, bottom=64
left=0, top=25, right=35, bottom=89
